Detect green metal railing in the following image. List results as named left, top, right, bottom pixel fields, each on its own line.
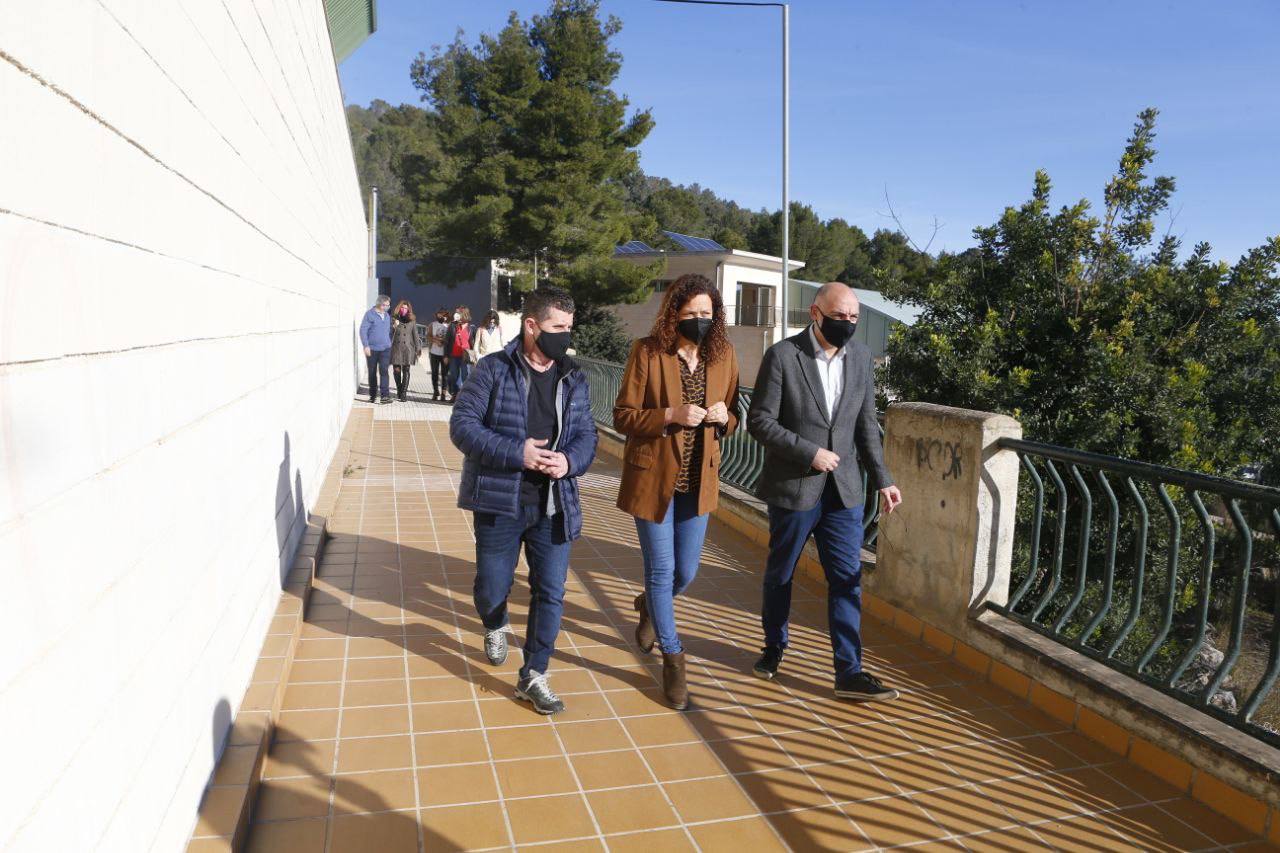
left=993, top=437, right=1280, bottom=745
left=577, top=356, right=882, bottom=547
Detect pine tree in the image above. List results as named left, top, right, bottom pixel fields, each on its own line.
left=406, top=0, right=660, bottom=307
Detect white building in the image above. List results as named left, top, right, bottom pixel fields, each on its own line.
left=612, top=232, right=920, bottom=384
left=0, top=2, right=374, bottom=850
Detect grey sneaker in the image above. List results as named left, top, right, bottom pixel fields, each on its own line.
left=514, top=672, right=565, bottom=715
left=483, top=627, right=509, bottom=666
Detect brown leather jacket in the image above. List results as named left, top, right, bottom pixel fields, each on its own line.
left=613, top=338, right=740, bottom=522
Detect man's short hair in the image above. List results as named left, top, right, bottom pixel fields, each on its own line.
left=376, top=295, right=391, bottom=305
left=521, top=286, right=575, bottom=322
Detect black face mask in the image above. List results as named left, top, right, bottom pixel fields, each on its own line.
left=535, top=329, right=573, bottom=362
left=677, top=317, right=713, bottom=345
left=817, top=309, right=857, bottom=349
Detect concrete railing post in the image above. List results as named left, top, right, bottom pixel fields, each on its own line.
left=873, top=402, right=1023, bottom=637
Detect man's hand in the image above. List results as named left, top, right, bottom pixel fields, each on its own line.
left=363, top=346, right=371, bottom=357
left=879, top=485, right=903, bottom=514
left=670, top=403, right=707, bottom=428
left=703, top=401, right=729, bottom=425
left=539, top=452, right=570, bottom=480
left=811, top=448, right=841, bottom=472
left=524, top=438, right=558, bottom=471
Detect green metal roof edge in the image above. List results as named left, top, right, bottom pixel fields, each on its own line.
left=325, top=0, right=377, bottom=64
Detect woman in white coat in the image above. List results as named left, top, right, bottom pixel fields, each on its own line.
left=474, top=310, right=505, bottom=360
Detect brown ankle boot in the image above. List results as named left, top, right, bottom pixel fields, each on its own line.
left=634, top=593, right=656, bottom=654
left=663, top=651, right=688, bottom=710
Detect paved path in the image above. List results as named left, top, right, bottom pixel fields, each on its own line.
left=244, top=407, right=1267, bottom=852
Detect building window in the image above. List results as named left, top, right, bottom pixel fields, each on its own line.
left=495, top=276, right=524, bottom=312
left=735, top=282, right=776, bottom=327
left=378, top=276, right=392, bottom=298
left=652, top=279, right=672, bottom=292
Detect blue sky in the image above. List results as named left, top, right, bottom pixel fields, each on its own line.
left=338, top=0, right=1279, bottom=262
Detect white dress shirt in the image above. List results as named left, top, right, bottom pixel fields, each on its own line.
left=809, top=325, right=845, bottom=419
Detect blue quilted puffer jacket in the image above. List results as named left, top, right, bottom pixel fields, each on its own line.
left=448, top=338, right=598, bottom=540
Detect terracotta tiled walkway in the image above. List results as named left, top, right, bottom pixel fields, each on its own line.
left=244, top=407, right=1272, bottom=851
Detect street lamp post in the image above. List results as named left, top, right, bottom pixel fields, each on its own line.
left=653, top=0, right=791, bottom=339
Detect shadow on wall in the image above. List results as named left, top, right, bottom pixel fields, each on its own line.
left=275, top=433, right=307, bottom=586
left=211, top=698, right=232, bottom=767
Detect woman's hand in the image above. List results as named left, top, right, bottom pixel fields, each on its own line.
left=703, top=401, right=729, bottom=425
left=668, top=403, right=707, bottom=428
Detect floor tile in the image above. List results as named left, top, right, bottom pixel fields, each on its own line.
left=413, top=730, right=489, bottom=766
left=330, top=811, right=419, bottom=853
left=641, top=742, right=725, bottom=782
left=505, top=793, right=597, bottom=844
left=664, top=776, right=757, bottom=822
left=253, top=776, right=333, bottom=821
left=494, top=756, right=580, bottom=798
left=244, top=818, right=327, bottom=853
left=570, top=749, right=653, bottom=790
left=418, top=802, right=511, bottom=851
left=843, top=795, right=945, bottom=847
left=417, top=762, right=499, bottom=806
left=586, top=784, right=679, bottom=834
left=687, top=817, right=788, bottom=852
left=333, top=769, right=417, bottom=814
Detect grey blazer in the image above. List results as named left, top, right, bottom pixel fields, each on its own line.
left=747, top=329, right=893, bottom=511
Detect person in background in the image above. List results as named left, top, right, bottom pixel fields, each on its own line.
left=747, top=281, right=904, bottom=700
left=475, top=310, right=505, bottom=359
left=429, top=307, right=450, bottom=401
left=390, top=299, right=422, bottom=402
left=443, top=305, right=476, bottom=400
left=359, top=295, right=393, bottom=404
left=449, top=287, right=597, bottom=715
left=614, top=273, right=739, bottom=710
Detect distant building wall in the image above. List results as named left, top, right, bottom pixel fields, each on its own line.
left=0, top=4, right=366, bottom=852
left=377, top=259, right=496, bottom=322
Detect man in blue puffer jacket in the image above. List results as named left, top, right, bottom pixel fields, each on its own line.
left=449, top=287, right=598, bottom=715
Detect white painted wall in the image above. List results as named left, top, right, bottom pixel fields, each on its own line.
left=0, top=2, right=367, bottom=851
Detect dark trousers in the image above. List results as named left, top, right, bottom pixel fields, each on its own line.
left=473, top=503, right=571, bottom=679
left=762, top=477, right=866, bottom=678
left=393, top=365, right=412, bottom=398
left=429, top=353, right=446, bottom=396
left=449, top=356, right=470, bottom=395
left=366, top=348, right=391, bottom=400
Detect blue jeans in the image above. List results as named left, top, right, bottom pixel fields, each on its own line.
left=473, top=503, right=571, bottom=679
left=449, top=356, right=470, bottom=395
left=366, top=347, right=391, bottom=399
left=634, top=492, right=710, bottom=655
left=763, top=477, right=865, bottom=678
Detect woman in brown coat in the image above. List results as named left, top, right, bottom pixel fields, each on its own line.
left=614, top=273, right=739, bottom=709
left=390, top=299, right=422, bottom=402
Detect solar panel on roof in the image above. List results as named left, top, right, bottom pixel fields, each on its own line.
left=614, top=240, right=656, bottom=255
left=662, top=231, right=726, bottom=252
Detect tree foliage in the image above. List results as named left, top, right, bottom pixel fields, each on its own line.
left=883, top=109, right=1280, bottom=477
left=402, top=0, right=659, bottom=308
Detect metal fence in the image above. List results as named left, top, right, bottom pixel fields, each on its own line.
left=576, top=356, right=882, bottom=548
left=992, top=437, right=1280, bottom=745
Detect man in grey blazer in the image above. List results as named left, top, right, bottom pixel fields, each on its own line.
left=747, top=281, right=903, bottom=700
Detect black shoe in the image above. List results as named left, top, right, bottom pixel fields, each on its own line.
left=379, top=397, right=391, bottom=404
left=514, top=672, right=565, bottom=715
left=368, top=396, right=377, bottom=404
left=834, top=671, right=899, bottom=702
left=752, top=645, right=785, bottom=680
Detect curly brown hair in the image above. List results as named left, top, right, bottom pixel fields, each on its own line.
left=391, top=299, right=415, bottom=322
left=644, top=273, right=729, bottom=364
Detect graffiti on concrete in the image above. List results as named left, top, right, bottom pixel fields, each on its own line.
left=915, top=438, right=963, bottom=481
